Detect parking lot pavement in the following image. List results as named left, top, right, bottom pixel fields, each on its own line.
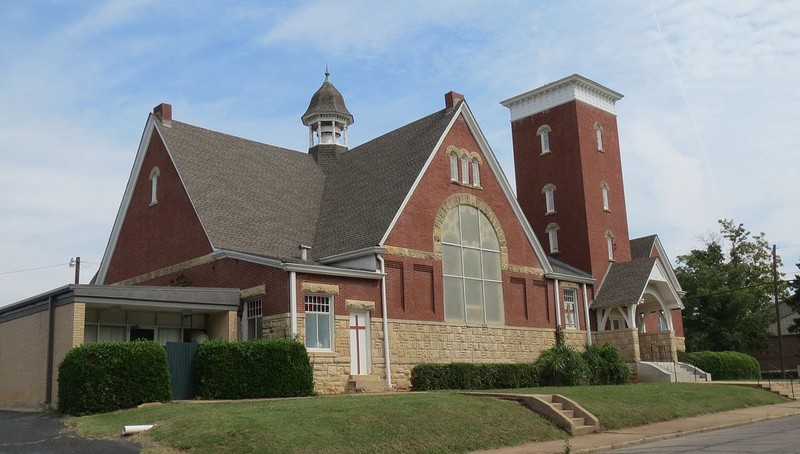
left=0, top=410, right=140, bottom=454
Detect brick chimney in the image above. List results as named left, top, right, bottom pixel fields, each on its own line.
left=444, top=91, right=465, bottom=109
left=153, top=103, right=172, bottom=127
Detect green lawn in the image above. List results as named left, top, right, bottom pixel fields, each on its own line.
left=70, top=384, right=788, bottom=453
left=493, top=383, right=787, bottom=430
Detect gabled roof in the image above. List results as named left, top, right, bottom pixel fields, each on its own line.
left=98, top=94, right=556, bottom=281
left=630, top=234, right=657, bottom=259
left=313, top=108, right=457, bottom=259
left=158, top=120, right=327, bottom=261
left=591, top=257, right=657, bottom=308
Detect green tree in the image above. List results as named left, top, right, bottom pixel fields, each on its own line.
left=675, top=219, right=785, bottom=352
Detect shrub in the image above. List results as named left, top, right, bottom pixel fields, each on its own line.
left=410, top=363, right=540, bottom=391
left=195, top=338, right=314, bottom=399
left=58, top=340, right=171, bottom=416
left=678, top=350, right=760, bottom=380
left=582, top=343, right=630, bottom=385
left=535, top=343, right=588, bottom=386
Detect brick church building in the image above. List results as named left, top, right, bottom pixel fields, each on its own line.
left=91, top=73, right=686, bottom=392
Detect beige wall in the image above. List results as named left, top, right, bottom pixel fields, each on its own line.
left=593, top=329, right=641, bottom=362
left=0, top=302, right=84, bottom=409
left=207, top=311, right=238, bottom=341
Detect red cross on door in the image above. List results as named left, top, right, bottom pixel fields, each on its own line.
left=349, top=311, right=369, bottom=375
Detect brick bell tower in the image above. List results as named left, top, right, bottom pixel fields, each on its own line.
left=501, top=74, right=631, bottom=282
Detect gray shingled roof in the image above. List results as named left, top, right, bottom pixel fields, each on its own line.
left=312, top=108, right=457, bottom=259
left=548, top=257, right=593, bottom=280
left=591, top=257, right=656, bottom=308
left=156, top=105, right=456, bottom=263
left=159, top=120, right=326, bottom=261
left=301, top=80, right=353, bottom=123
left=630, top=235, right=656, bottom=259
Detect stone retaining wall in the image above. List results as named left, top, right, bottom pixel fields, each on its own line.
left=593, top=329, right=640, bottom=362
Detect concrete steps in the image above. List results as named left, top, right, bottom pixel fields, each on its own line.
left=345, top=375, right=388, bottom=393
left=638, top=361, right=711, bottom=383
left=468, top=393, right=599, bottom=436
left=759, top=382, right=798, bottom=400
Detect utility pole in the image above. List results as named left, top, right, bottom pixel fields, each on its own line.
left=69, top=256, right=80, bottom=285
left=773, top=245, right=785, bottom=375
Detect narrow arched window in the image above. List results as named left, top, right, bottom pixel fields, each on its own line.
left=542, top=184, right=556, bottom=214
left=606, top=231, right=615, bottom=261
left=149, top=167, right=160, bottom=206
left=594, top=122, right=604, bottom=152
left=441, top=205, right=504, bottom=325
left=471, top=158, right=480, bottom=187
left=537, top=125, right=552, bottom=154
left=546, top=223, right=560, bottom=253
left=449, top=152, right=458, bottom=181
left=460, top=154, right=469, bottom=185
left=600, top=181, right=610, bottom=212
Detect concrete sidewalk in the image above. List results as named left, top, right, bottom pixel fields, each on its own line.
left=473, top=400, right=800, bottom=454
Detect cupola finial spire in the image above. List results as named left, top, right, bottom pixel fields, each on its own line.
left=324, top=65, right=330, bottom=82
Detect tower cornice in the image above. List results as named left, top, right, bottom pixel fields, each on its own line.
left=500, top=74, right=623, bottom=121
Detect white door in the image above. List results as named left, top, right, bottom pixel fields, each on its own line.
left=349, top=311, right=370, bottom=375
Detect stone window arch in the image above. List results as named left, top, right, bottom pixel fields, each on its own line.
left=546, top=222, right=560, bottom=254
left=594, top=121, right=604, bottom=152
left=537, top=124, right=552, bottom=154
left=542, top=183, right=556, bottom=214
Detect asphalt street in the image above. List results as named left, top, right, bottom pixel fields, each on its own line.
left=0, top=410, right=140, bottom=454
left=604, top=414, right=800, bottom=453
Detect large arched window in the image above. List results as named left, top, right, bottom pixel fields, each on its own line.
left=441, top=205, right=504, bottom=325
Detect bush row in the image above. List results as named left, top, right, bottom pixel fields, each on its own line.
left=410, top=363, right=540, bottom=391
left=195, top=338, right=314, bottom=399
left=678, top=350, right=760, bottom=380
left=58, top=340, right=171, bottom=416
left=411, top=342, right=630, bottom=390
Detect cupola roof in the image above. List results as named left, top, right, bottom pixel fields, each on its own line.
left=301, top=69, right=354, bottom=126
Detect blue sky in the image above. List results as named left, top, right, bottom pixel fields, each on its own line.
left=1, top=0, right=799, bottom=307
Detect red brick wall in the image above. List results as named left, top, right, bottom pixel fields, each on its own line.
left=294, top=274, right=381, bottom=317
left=383, top=114, right=554, bottom=328
left=137, top=258, right=289, bottom=316
left=511, top=100, right=631, bottom=281
left=105, top=130, right=212, bottom=283
left=671, top=309, right=684, bottom=337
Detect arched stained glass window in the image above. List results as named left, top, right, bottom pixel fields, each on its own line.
left=441, top=205, right=504, bottom=325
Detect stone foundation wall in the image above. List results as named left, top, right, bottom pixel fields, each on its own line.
left=277, top=314, right=564, bottom=394
left=639, top=331, right=677, bottom=362
left=262, top=314, right=291, bottom=339
left=593, top=329, right=640, bottom=362
left=675, top=336, right=686, bottom=353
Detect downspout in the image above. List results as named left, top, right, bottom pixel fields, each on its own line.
left=377, top=255, right=392, bottom=389
left=554, top=279, right=562, bottom=329
left=582, top=283, right=592, bottom=346
left=289, top=271, right=297, bottom=337
left=45, top=295, right=55, bottom=406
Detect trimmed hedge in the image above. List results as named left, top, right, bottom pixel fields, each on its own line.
left=411, top=363, right=540, bottom=391
left=195, top=338, right=314, bottom=399
left=535, top=342, right=589, bottom=386
left=678, top=350, right=761, bottom=380
left=583, top=343, right=630, bottom=385
left=58, top=340, right=171, bottom=416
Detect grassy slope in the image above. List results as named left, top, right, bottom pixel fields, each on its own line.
left=71, top=384, right=787, bottom=453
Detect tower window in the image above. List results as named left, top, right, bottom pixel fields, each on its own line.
left=471, top=158, right=481, bottom=187
left=542, top=184, right=556, bottom=214
left=594, top=122, right=604, bottom=152
left=449, top=152, right=458, bottom=181
left=600, top=181, right=610, bottom=212
left=537, top=125, right=552, bottom=155
left=149, top=167, right=160, bottom=206
left=546, top=223, right=560, bottom=253
left=461, top=154, right=469, bottom=185
left=606, top=231, right=615, bottom=261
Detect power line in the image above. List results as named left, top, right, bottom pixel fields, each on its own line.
left=682, top=279, right=793, bottom=301
left=0, top=263, right=68, bottom=275
left=0, top=261, right=97, bottom=276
